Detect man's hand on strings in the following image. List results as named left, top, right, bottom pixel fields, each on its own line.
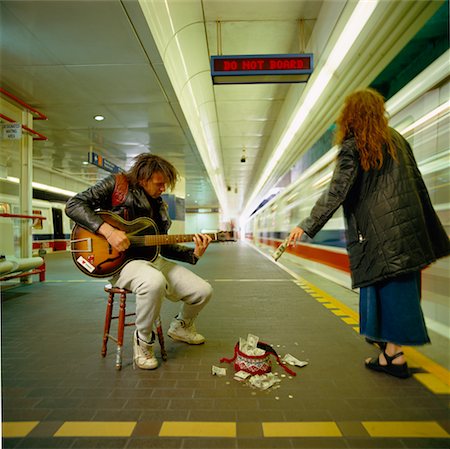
left=193, top=233, right=212, bottom=259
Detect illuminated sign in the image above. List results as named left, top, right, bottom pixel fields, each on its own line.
left=211, top=54, right=313, bottom=84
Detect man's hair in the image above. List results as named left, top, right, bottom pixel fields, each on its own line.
left=126, top=153, right=179, bottom=189
left=334, top=88, right=397, bottom=171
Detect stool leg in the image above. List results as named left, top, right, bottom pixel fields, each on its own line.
left=155, top=316, right=167, bottom=361
left=115, top=291, right=127, bottom=370
left=102, top=292, right=114, bottom=357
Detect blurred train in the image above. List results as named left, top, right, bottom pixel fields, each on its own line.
left=0, top=192, right=72, bottom=254
left=245, top=52, right=449, bottom=337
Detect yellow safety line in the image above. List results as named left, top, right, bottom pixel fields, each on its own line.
left=263, top=421, right=342, bottom=437
left=159, top=421, right=236, bottom=437
left=2, top=421, right=39, bottom=438
left=362, top=421, right=449, bottom=438
left=3, top=420, right=449, bottom=438
left=54, top=421, right=136, bottom=437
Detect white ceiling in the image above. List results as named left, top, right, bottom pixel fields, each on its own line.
left=0, top=0, right=441, bottom=219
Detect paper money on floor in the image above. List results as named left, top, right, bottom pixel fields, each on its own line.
left=282, top=353, right=308, bottom=367
left=234, top=370, right=252, bottom=381
left=248, top=373, right=281, bottom=391
left=211, top=365, right=227, bottom=376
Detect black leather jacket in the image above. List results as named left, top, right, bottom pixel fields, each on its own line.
left=299, top=128, right=450, bottom=288
left=65, top=174, right=198, bottom=265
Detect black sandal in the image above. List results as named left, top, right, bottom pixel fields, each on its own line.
left=365, top=350, right=410, bottom=379
left=365, top=337, right=387, bottom=351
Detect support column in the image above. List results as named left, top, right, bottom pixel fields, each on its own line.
left=20, top=110, right=33, bottom=279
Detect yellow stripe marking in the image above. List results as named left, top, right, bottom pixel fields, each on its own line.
left=403, top=347, right=450, bottom=386
left=322, top=303, right=338, bottom=309
left=159, top=422, right=236, bottom=437
left=54, top=421, right=136, bottom=437
left=341, top=317, right=359, bottom=325
left=4, top=420, right=450, bottom=439
left=413, top=373, right=450, bottom=394
left=263, top=422, right=342, bottom=437
left=330, top=309, right=349, bottom=316
left=362, top=421, right=449, bottom=438
left=2, top=421, right=39, bottom=437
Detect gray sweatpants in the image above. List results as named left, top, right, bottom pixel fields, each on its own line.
left=112, top=256, right=212, bottom=341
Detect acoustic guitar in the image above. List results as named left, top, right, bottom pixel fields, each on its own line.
left=70, top=211, right=232, bottom=278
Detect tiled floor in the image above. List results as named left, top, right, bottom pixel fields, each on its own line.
left=1, top=242, right=449, bottom=448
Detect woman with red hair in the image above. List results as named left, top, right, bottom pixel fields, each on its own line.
left=287, top=88, right=449, bottom=378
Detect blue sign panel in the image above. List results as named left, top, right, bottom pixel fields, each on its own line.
left=88, top=152, right=122, bottom=174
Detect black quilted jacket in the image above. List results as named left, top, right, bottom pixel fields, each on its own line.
left=65, top=174, right=198, bottom=265
left=299, top=128, right=450, bottom=288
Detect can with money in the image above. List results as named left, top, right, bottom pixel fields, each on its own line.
left=220, top=341, right=297, bottom=376
left=221, top=342, right=272, bottom=375
left=272, top=237, right=289, bottom=261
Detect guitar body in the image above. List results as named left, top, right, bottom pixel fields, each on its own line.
left=70, top=211, right=159, bottom=278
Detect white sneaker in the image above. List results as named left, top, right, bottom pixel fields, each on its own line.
left=133, top=330, right=158, bottom=370
left=168, top=318, right=205, bottom=345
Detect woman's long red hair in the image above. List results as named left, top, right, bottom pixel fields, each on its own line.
left=334, top=88, right=397, bottom=171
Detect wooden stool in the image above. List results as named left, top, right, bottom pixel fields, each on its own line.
left=102, top=285, right=167, bottom=370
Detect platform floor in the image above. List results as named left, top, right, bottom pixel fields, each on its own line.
left=1, top=242, right=449, bottom=448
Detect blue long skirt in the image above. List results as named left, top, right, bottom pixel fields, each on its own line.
left=359, top=271, right=430, bottom=346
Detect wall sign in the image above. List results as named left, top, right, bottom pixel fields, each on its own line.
left=2, top=122, right=22, bottom=140
left=211, top=54, right=313, bottom=84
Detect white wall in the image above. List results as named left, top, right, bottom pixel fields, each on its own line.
left=185, top=213, right=220, bottom=234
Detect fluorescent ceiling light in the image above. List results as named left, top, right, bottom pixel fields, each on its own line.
left=242, top=0, right=379, bottom=220
left=386, top=50, right=449, bottom=116
left=32, top=182, right=77, bottom=197
left=5, top=176, right=76, bottom=197
left=398, top=101, right=450, bottom=135
left=93, top=115, right=105, bottom=121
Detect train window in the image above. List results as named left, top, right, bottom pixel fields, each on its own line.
left=32, top=209, right=44, bottom=229
left=0, top=202, right=11, bottom=214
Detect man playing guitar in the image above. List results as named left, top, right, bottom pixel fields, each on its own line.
left=66, top=154, right=213, bottom=370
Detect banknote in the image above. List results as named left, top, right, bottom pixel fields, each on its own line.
left=248, top=373, right=281, bottom=390
left=282, top=353, right=308, bottom=367
left=234, top=370, right=251, bottom=381
left=211, top=365, right=227, bottom=376
left=246, top=333, right=259, bottom=349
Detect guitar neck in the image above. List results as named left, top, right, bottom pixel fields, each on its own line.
left=130, top=233, right=218, bottom=247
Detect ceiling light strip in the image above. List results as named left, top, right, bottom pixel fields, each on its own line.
left=386, top=49, right=450, bottom=116
left=5, top=177, right=77, bottom=197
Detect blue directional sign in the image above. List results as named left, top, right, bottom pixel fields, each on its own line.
left=88, top=152, right=122, bottom=173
